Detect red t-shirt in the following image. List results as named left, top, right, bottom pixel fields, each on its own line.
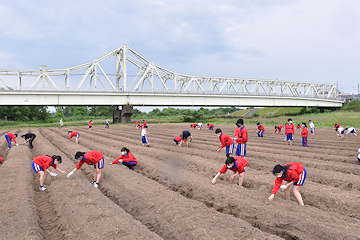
left=219, top=156, right=248, bottom=174
left=258, top=124, right=265, bottom=131
left=234, top=126, right=248, bottom=144
left=75, top=151, right=103, bottom=169
left=33, top=156, right=57, bottom=170
left=301, top=127, right=308, bottom=137
left=5, top=133, right=17, bottom=144
left=285, top=123, right=295, bottom=135
left=68, top=132, right=79, bottom=140
left=112, top=152, right=137, bottom=164
left=271, top=162, right=304, bottom=195
left=219, top=133, right=234, bottom=148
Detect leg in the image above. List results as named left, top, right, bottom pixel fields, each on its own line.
left=284, top=185, right=291, bottom=200
left=39, top=171, right=47, bottom=186
left=76, top=138, right=79, bottom=144
left=292, top=185, right=304, bottom=206
left=29, top=138, right=33, bottom=149
left=5, top=135, right=11, bottom=148
left=94, top=167, right=101, bottom=183
left=238, top=172, right=244, bottom=186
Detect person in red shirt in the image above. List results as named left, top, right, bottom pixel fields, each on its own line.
left=296, top=124, right=301, bottom=130
left=301, top=123, right=308, bottom=147
left=234, top=119, right=248, bottom=157
left=285, top=118, right=295, bottom=146
left=109, top=147, right=137, bottom=170
left=211, top=156, right=248, bottom=186
left=134, top=121, right=140, bottom=129
left=268, top=162, right=306, bottom=206
left=215, top=129, right=234, bottom=157
left=173, top=135, right=186, bottom=146
left=67, top=131, right=80, bottom=144
left=32, top=155, right=66, bottom=191
left=66, top=150, right=104, bottom=188
left=207, top=123, right=214, bottom=130
left=257, top=122, right=265, bottom=137
left=88, top=120, right=93, bottom=130
left=334, top=123, right=341, bottom=129
left=273, top=125, right=284, bottom=134
left=190, top=123, right=197, bottom=129
left=5, top=132, right=18, bottom=149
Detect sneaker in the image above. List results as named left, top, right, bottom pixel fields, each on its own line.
left=39, top=186, right=46, bottom=191
left=93, top=182, right=99, bottom=188
left=91, top=181, right=95, bottom=184
left=147, top=145, right=150, bottom=147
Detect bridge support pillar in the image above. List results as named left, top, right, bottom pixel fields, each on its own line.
left=112, top=105, right=133, bottom=124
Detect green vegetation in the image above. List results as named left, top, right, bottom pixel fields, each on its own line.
left=1, top=99, right=360, bottom=129
left=340, top=99, right=360, bottom=112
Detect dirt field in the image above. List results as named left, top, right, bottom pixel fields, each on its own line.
left=0, top=123, right=359, bottom=239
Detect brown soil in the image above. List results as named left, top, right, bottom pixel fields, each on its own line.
left=1, top=124, right=359, bottom=239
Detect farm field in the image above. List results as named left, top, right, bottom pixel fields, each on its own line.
left=0, top=123, right=359, bottom=239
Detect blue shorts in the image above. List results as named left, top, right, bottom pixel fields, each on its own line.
left=32, top=162, right=43, bottom=173
left=122, top=161, right=137, bottom=167
left=142, top=136, right=148, bottom=144
left=311, top=128, right=315, bottom=133
left=226, top=143, right=235, bottom=155
left=93, top=158, right=104, bottom=169
left=235, top=143, right=246, bottom=157
left=293, top=168, right=307, bottom=186
left=174, top=139, right=179, bottom=145
left=76, top=133, right=80, bottom=138
left=89, top=126, right=92, bottom=129
left=286, top=133, right=293, bottom=141
left=209, top=127, right=214, bottom=130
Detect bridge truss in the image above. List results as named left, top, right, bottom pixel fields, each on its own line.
left=0, top=44, right=338, bottom=100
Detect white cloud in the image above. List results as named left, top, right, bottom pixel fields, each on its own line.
left=0, top=0, right=359, bottom=93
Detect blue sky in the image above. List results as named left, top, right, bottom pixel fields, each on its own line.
left=1, top=0, right=359, bottom=96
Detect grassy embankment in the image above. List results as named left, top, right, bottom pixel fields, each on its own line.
left=2, top=101, right=360, bottom=129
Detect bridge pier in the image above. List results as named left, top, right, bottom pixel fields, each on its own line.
left=113, top=105, right=133, bottom=124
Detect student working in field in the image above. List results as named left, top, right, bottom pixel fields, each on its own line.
left=268, top=162, right=306, bottom=206
left=215, top=128, right=234, bottom=157
left=234, top=118, right=248, bottom=157
left=174, top=135, right=186, bottom=146
left=32, top=155, right=66, bottom=191
left=21, top=133, right=36, bottom=149
left=66, top=150, right=104, bottom=188
left=67, top=131, right=80, bottom=144
left=109, top=147, right=137, bottom=170
left=211, top=156, right=248, bottom=187
left=5, top=132, right=18, bottom=149
left=301, top=123, right=308, bottom=147
left=179, top=130, right=193, bottom=147
left=285, top=119, right=295, bottom=146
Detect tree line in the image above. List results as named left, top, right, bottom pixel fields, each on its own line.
left=0, top=106, right=241, bottom=122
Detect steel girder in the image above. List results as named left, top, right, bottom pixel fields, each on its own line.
left=0, top=44, right=338, bottom=100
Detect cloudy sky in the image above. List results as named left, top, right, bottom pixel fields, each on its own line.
left=1, top=0, right=359, bottom=94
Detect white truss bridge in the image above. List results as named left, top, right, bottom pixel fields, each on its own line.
left=0, top=44, right=343, bottom=107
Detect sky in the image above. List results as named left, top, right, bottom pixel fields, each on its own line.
left=1, top=0, right=359, bottom=98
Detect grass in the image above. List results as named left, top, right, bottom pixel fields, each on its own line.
left=2, top=107, right=360, bottom=130
left=205, top=111, right=360, bottom=128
